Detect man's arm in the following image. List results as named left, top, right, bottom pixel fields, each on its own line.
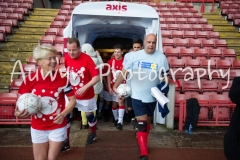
left=75, top=75, right=100, bottom=96
left=113, top=68, right=128, bottom=94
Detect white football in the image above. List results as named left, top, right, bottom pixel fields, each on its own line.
left=16, top=93, right=42, bottom=115
left=117, top=84, right=131, bottom=98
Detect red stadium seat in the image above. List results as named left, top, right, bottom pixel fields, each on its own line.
left=176, top=17, right=187, bottom=24
left=188, top=38, right=201, bottom=47
left=55, top=36, right=64, bottom=45
left=52, top=45, right=64, bottom=55
left=22, top=64, right=36, bottom=74
left=166, top=2, right=175, bottom=8
left=62, top=21, right=69, bottom=28
left=208, top=31, right=220, bottom=39
left=175, top=2, right=185, bottom=8
left=195, top=31, right=208, bottom=39
left=40, top=35, right=56, bottom=45
left=169, top=59, right=185, bottom=68
left=57, top=28, right=64, bottom=37
left=220, top=80, right=232, bottom=94
left=169, top=7, right=179, bottom=12
left=185, top=59, right=200, bottom=68
left=182, top=80, right=201, bottom=94
left=197, top=18, right=208, bottom=24
left=167, top=24, right=179, bottom=30
left=187, top=18, right=198, bottom=24
left=232, top=60, right=240, bottom=69
left=45, top=28, right=58, bottom=35
left=27, top=56, right=36, bottom=65
left=178, top=8, right=189, bottom=13
left=165, top=18, right=176, bottom=24
left=8, top=2, right=19, bottom=8
left=165, top=47, right=179, bottom=58
left=192, top=13, right=202, bottom=18
left=183, top=30, right=196, bottom=38
left=179, top=47, right=193, bottom=58
left=9, top=78, right=23, bottom=92
left=174, top=93, right=191, bottom=119
left=200, top=59, right=216, bottom=69
left=208, top=49, right=222, bottom=61
left=0, top=2, right=8, bottom=8
left=160, top=24, right=167, bottom=30
left=222, top=49, right=236, bottom=61
left=54, top=15, right=65, bottom=21
left=174, top=38, right=188, bottom=47
left=193, top=48, right=208, bottom=60
left=2, top=8, right=14, bottom=13
left=179, top=24, right=191, bottom=30
left=50, top=21, right=63, bottom=28
left=214, top=39, right=227, bottom=48
left=162, top=38, right=174, bottom=46
left=216, top=60, right=232, bottom=69
left=159, top=7, right=168, bottom=12
left=171, top=30, right=183, bottom=38
left=63, top=0, right=73, bottom=5
left=58, top=10, right=69, bottom=16
left=161, top=12, right=172, bottom=18
left=157, top=2, right=166, bottom=8
left=7, top=13, right=23, bottom=20
left=14, top=8, right=28, bottom=15
left=161, top=30, right=171, bottom=38
left=191, top=24, right=203, bottom=31
left=0, top=13, right=8, bottom=19
left=202, top=39, right=215, bottom=48
left=189, top=8, right=198, bottom=13
left=172, top=12, right=182, bottom=18
left=201, top=80, right=219, bottom=94
left=182, top=12, right=193, bottom=18
left=61, top=4, right=71, bottom=10
left=19, top=3, right=32, bottom=9
left=202, top=24, right=214, bottom=31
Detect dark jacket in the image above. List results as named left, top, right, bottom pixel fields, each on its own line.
left=224, top=77, right=240, bottom=160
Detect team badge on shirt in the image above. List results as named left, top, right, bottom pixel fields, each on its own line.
left=138, top=61, right=158, bottom=70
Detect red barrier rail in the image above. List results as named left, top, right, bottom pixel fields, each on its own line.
left=179, top=99, right=236, bottom=132
left=176, top=0, right=215, bottom=12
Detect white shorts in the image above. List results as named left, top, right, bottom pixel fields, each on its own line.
left=103, top=91, right=118, bottom=102
left=99, top=89, right=104, bottom=98
left=31, top=126, right=67, bottom=143
left=75, top=97, right=97, bottom=112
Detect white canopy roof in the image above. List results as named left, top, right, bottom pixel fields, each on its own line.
left=63, top=1, right=162, bottom=51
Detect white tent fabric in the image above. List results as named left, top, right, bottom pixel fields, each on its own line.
left=63, top=1, right=162, bottom=52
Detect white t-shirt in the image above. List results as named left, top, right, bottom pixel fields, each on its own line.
left=123, top=49, right=169, bottom=103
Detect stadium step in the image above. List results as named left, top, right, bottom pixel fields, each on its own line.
left=8, top=35, right=42, bottom=43
left=212, top=25, right=237, bottom=32
left=219, top=32, right=240, bottom=39
left=0, top=62, right=20, bottom=75
left=0, top=42, right=38, bottom=52
left=0, top=51, right=32, bottom=62
left=225, top=39, right=240, bottom=47
left=26, top=15, right=55, bottom=22
left=202, top=14, right=225, bottom=20
left=21, top=21, right=51, bottom=28
left=15, top=28, right=46, bottom=35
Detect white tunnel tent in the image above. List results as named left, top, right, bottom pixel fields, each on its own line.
left=63, top=1, right=163, bottom=51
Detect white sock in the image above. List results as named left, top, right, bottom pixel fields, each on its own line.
left=118, top=108, right=125, bottom=124
left=112, top=109, right=118, bottom=121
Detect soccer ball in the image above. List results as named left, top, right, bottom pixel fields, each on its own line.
left=16, top=93, right=42, bottom=115
left=117, top=84, right=131, bottom=98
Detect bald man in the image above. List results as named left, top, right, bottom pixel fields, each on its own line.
left=113, top=34, right=170, bottom=160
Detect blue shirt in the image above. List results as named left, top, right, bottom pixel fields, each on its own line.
left=123, top=49, right=169, bottom=103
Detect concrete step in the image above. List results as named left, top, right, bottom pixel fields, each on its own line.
left=27, top=15, right=55, bottom=22
left=219, top=32, right=240, bottom=38
left=0, top=51, right=32, bottom=62
left=212, top=25, right=237, bottom=32
left=228, top=46, right=240, bottom=56
left=225, top=39, right=240, bottom=47
left=202, top=14, right=224, bottom=20
left=21, top=21, right=51, bottom=28
left=208, top=19, right=231, bottom=25
left=8, top=35, right=42, bottom=43
left=0, top=42, right=38, bottom=52
left=33, top=8, right=59, bottom=15
left=0, top=74, right=18, bottom=90
left=0, top=62, right=20, bottom=75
